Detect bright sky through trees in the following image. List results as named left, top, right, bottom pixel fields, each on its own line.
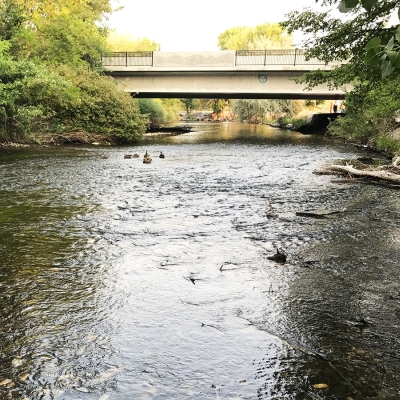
left=107, top=0, right=328, bottom=51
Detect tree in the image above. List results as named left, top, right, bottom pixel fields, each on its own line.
left=282, top=1, right=400, bottom=153
left=335, top=0, right=400, bottom=77
left=13, top=0, right=112, bottom=23
left=282, top=0, right=399, bottom=89
left=218, top=22, right=293, bottom=50
left=180, top=98, right=199, bottom=116
left=232, top=100, right=269, bottom=123
left=138, top=98, right=166, bottom=126
left=107, top=32, right=160, bottom=51
left=34, top=14, right=107, bottom=66
left=0, top=0, right=24, bottom=41
left=211, top=99, right=227, bottom=116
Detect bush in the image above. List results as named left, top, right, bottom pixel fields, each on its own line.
left=0, top=51, right=147, bottom=143
left=328, top=78, right=400, bottom=153
left=138, top=98, right=166, bottom=126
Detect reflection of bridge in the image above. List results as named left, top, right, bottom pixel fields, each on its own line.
left=102, top=50, right=346, bottom=100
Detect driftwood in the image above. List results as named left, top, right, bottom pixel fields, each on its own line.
left=329, top=164, right=400, bottom=184
left=315, top=155, right=400, bottom=185
left=296, top=209, right=344, bottom=219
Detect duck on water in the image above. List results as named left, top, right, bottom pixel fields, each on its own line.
left=143, top=151, right=152, bottom=164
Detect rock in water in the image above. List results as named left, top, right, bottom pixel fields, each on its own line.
left=267, top=249, right=287, bottom=264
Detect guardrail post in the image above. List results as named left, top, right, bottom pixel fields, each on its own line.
left=125, top=52, right=128, bottom=67
left=294, top=48, right=297, bottom=66
left=264, top=50, right=267, bottom=66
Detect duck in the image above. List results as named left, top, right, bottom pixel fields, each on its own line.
left=132, top=153, right=140, bottom=158
left=124, top=154, right=133, bottom=159
left=159, top=151, right=165, bottom=159
left=143, top=151, right=152, bottom=164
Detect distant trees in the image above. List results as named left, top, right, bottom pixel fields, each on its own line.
left=216, top=22, right=296, bottom=125
left=232, top=99, right=296, bottom=124
left=180, top=98, right=200, bottom=116
left=218, top=22, right=293, bottom=50
left=107, top=32, right=160, bottom=52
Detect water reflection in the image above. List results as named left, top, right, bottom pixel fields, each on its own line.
left=1, top=123, right=399, bottom=399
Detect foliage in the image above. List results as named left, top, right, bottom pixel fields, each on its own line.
left=282, top=0, right=399, bottom=89
left=107, top=31, right=160, bottom=51
left=0, top=0, right=150, bottom=143
left=0, top=0, right=24, bottom=41
left=0, top=42, right=146, bottom=143
left=180, top=98, right=200, bottom=116
left=282, top=0, right=400, bottom=152
left=328, top=76, right=400, bottom=153
left=290, top=117, right=308, bottom=128
left=159, top=98, right=181, bottom=121
left=34, top=14, right=107, bottom=67
left=232, top=100, right=264, bottom=123
left=218, top=22, right=293, bottom=50
left=232, top=99, right=295, bottom=124
left=211, top=99, right=227, bottom=115
left=138, top=98, right=166, bottom=126
left=334, top=0, right=400, bottom=77
left=53, top=65, right=147, bottom=142
left=13, top=0, right=112, bottom=23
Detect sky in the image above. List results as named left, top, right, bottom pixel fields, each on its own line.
left=106, top=0, right=332, bottom=51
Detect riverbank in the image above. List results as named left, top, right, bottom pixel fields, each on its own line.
left=0, top=125, right=193, bottom=147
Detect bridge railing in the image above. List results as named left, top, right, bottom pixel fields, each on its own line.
left=101, top=51, right=153, bottom=67
left=235, top=49, right=325, bottom=66
left=100, top=50, right=326, bottom=67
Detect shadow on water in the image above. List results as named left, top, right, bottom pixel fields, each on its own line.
left=1, top=122, right=399, bottom=399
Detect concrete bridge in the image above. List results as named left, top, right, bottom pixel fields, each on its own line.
left=102, top=50, right=345, bottom=100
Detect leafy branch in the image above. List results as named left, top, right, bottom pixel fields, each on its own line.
left=338, top=0, right=400, bottom=77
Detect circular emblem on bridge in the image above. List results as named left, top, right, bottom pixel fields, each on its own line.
left=258, top=74, right=267, bottom=83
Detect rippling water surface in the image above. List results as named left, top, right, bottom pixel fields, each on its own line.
left=1, top=123, right=400, bottom=400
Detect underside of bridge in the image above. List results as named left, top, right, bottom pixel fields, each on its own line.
left=110, top=71, right=346, bottom=101
left=130, top=92, right=344, bottom=100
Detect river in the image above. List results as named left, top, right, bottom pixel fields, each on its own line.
left=1, top=122, right=400, bottom=400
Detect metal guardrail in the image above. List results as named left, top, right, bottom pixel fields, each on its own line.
left=101, top=51, right=153, bottom=67
left=100, top=50, right=325, bottom=67
left=235, top=49, right=325, bottom=66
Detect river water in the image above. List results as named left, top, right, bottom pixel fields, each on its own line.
left=1, top=122, right=400, bottom=400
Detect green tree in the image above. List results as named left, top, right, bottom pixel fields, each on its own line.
left=0, top=0, right=149, bottom=144
left=0, top=0, right=24, bottom=41
left=218, top=22, right=293, bottom=50
left=138, top=98, right=166, bottom=126
left=328, top=76, right=400, bottom=152
left=34, top=14, right=107, bottom=66
left=180, top=98, right=200, bottom=116
left=283, top=0, right=400, bottom=152
left=232, top=99, right=295, bottom=124
left=282, top=0, right=399, bottom=89
left=211, top=99, right=227, bottom=116
left=336, top=0, right=400, bottom=77
left=107, top=32, right=160, bottom=51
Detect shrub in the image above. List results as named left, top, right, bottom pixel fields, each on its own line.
left=138, top=98, right=166, bottom=126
